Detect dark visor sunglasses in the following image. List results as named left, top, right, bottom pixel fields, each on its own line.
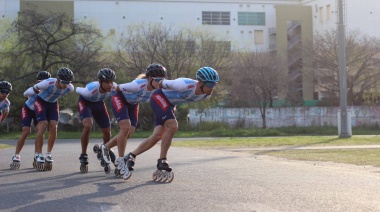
left=153, top=77, right=163, bottom=82
left=0, top=89, right=10, bottom=94
left=204, top=81, right=217, bottom=88
left=60, top=80, right=71, bottom=85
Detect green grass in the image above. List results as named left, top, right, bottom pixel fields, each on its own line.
left=1, top=125, right=379, bottom=140
left=172, top=135, right=380, bottom=168
left=263, top=149, right=380, bottom=167
left=172, top=135, right=380, bottom=148
left=0, top=144, right=12, bottom=149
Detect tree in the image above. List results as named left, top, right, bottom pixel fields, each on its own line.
left=3, top=7, right=106, bottom=84
left=0, top=6, right=106, bottom=128
left=304, top=29, right=380, bottom=106
left=229, top=51, right=285, bottom=128
left=114, top=23, right=230, bottom=80
left=114, top=23, right=230, bottom=129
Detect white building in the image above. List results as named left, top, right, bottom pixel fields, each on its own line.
left=2, top=1, right=380, bottom=50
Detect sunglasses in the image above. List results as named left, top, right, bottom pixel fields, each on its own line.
left=60, top=80, right=71, bottom=85
left=0, top=89, right=10, bottom=94
left=204, top=81, right=217, bottom=88
left=153, top=77, right=163, bottom=82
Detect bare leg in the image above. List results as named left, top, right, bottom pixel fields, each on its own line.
left=46, top=120, right=58, bottom=153
left=160, top=119, right=178, bottom=158
left=15, top=126, right=31, bottom=154
left=101, top=127, right=111, bottom=144
left=35, top=121, right=48, bottom=153
left=80, top=117, right=93, bottom=154
left=112, top=119, right=131, bottom=157
left=131, top=125, right=165, bottom=156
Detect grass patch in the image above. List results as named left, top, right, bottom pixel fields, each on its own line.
left=172, top=136, right=380, bottom=168
left=263, top=149, right=380, bottom=167
left=172, top=136, right=380, bottom=148
left=0, top=144, right=13, bottom=150
left=1, top=125, right=380, bottom=140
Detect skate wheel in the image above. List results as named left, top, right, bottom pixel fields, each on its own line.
left=152, top=170, right=159, bottom=181
left=166, top=171, right=174, bottom=183
left=10, top=162, right=20, bottom=170
left=161, top=172, right=168, bottom=182
left=123, top=169, right=132, bottom=180
left=80, top=164, right=88, bottom=173
left=93, top=144, right=100, bottom=154
left=97, top=152, right=102, bottom=161
left=100, top=160, right=105, bottom=167
left=104, top=165, right=111, bottom=174
left=33, top=161, right=37, bottom=169
left=114, top=169, right=120, bottom=177
left=36, top=163, right=44, bottom=171
left=153, top=170, right=164, bottom=182
left=44, top=163, right=52, bottom=171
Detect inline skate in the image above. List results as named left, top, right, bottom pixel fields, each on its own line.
left=99, top=144, right=111, bottom=174
left=79, top=154, right=89, bottom=173
left=10, top=154, right=21, bottom=170
left=93, top=144, right=115, bottom=164
left=152, top=158, right=174, bottom=183
left=114, top=157, right=124, bottom=178
left=35, top=153, right=45, bottom=171
left=44, top=153, right=53, bottom=171
left=121, top=152, right=135, bottom=180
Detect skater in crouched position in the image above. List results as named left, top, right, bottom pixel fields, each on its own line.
left=0, top=81, right=12, bottom=125
left=33, top=67, right=74, bottom=171
left=123, top=67, right=219, bottom=183
left=76, top=68, right=117, bottom=173
left=99, top=63, right=166, bottom=178
left=10, top=71, right=51, bottom=170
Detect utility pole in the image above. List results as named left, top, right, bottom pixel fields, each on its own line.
left=337, top=0, right=351, bottom=138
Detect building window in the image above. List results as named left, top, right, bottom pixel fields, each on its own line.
left=254, top=30, right=264, bottom=44
left=319, top=7, right=323, bottom=23
left=238, top=12, right=265, bottom=25
left=202, top=11, right=230, bottom=25
left=326, top=4, right=331, bottom=21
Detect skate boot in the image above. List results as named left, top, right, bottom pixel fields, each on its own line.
left=114, top=157, right=125, bottom=178
left=100, top=144, right=111, bottom=174
left=121, top=152, right=136, bottom=180
left=79, top=154, right=89, bottom=173
left=33, top=154, right=38, bottom=169
left=109, top=149, right=116, bottom=166
left=10, top=154, right=21, bottom=170
left=93, top=144, right=102, bottom=161
left=153, top=158, right=174, bottom=183
left=44, top=153, right=53, bottom=171
left=35, top=153, right=45, bottom=171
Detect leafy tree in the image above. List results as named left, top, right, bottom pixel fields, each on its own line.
left=0, top=6, right=106, bottom=128
left=304, top=29, right=380, bottom=106
left=229, top=51, right=285, bottom=128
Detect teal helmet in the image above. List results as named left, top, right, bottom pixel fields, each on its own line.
left=196, top=67, right=219, bottom=83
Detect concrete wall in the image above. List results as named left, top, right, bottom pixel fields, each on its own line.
left=188, top=106, right=380, bottom=128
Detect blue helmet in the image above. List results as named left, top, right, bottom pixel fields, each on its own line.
left=196, top=67, right=219, bottom=83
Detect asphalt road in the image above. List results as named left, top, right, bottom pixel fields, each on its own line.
left=0, top=138, right=379, bottom=212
